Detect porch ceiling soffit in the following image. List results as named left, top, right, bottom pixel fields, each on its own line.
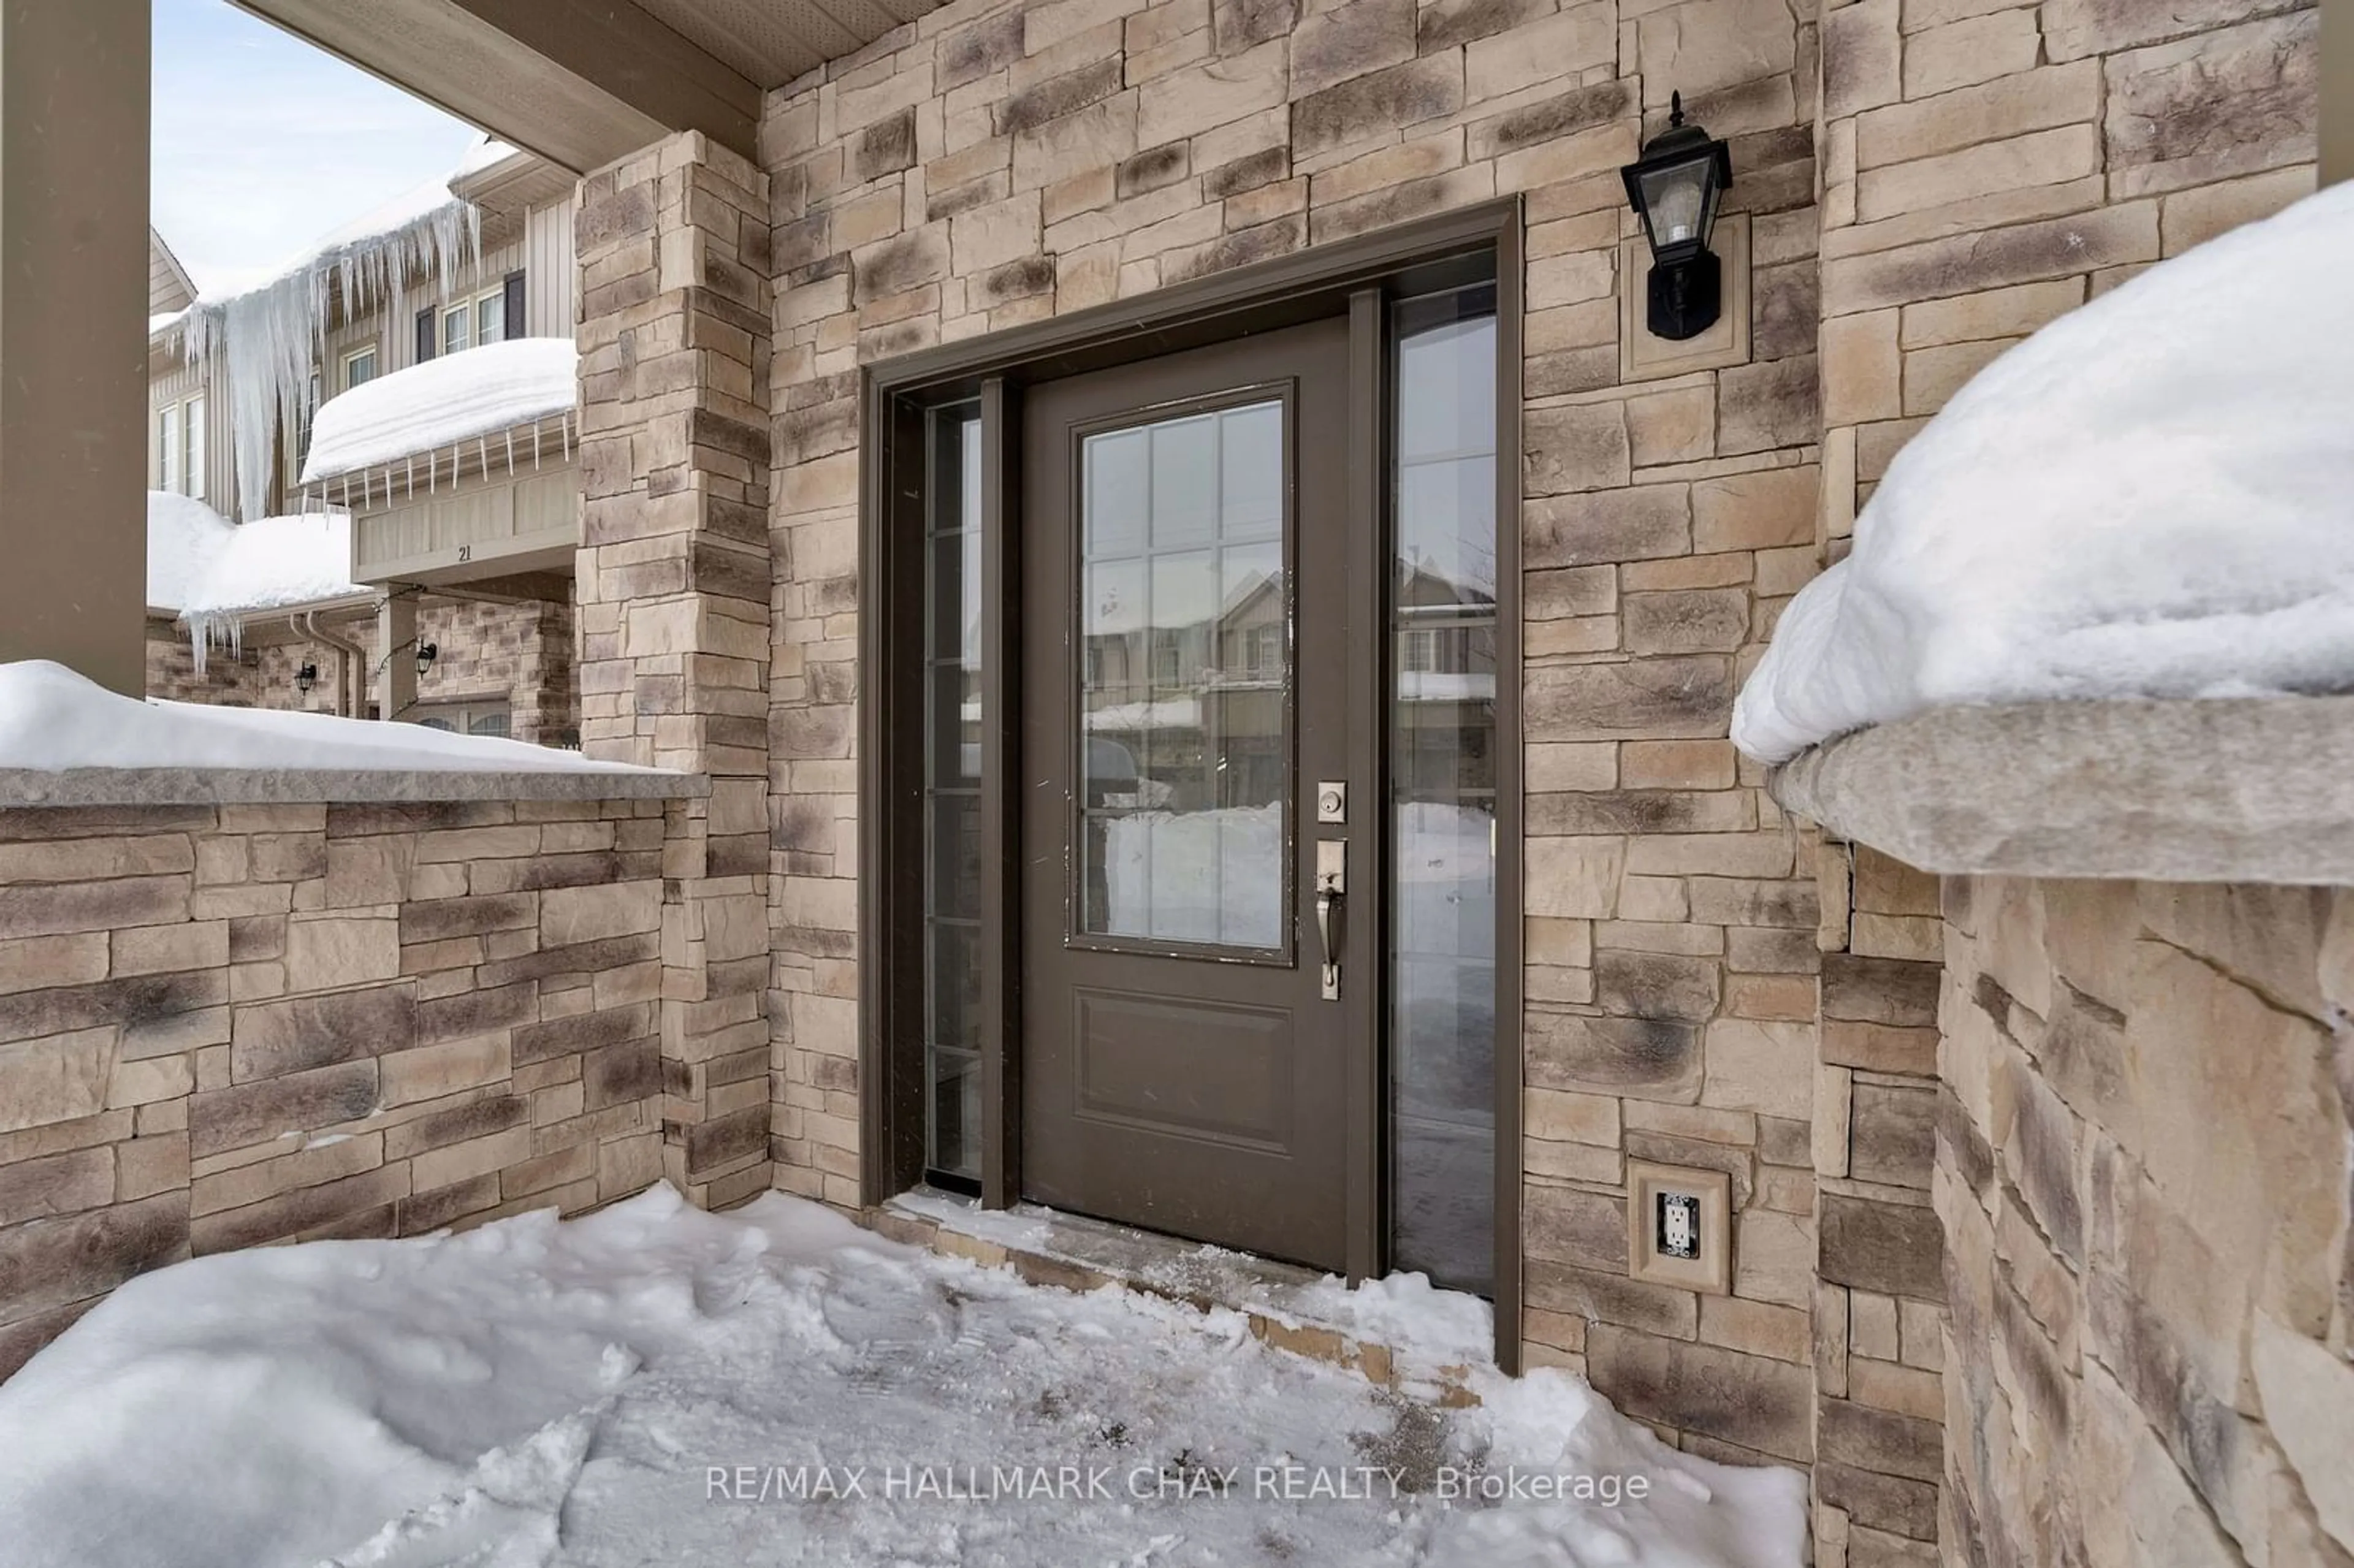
left=230, top=0, right=771, bottom=172
left=1769, top=696, right=2354, bottom=887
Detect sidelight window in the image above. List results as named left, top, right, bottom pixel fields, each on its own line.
left=1388, top=283, right=1501, bottom=1296
left=922, top=406, right=985, bottom=1182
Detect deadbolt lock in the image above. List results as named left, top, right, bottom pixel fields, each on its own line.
left=1316, top=780, right=1347, bottom=824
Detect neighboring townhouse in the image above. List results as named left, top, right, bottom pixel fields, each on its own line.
left=142, top=143, right=584, bottom=745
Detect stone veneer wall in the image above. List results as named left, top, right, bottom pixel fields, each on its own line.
left=1939, top=877, right=2354, bottom=1568
left=1813, top=839, right=1948, bottom=1567
left=1813, top=0, right=2317, bottom=550
left=0, top=796, right=687, bottom=1378
left=142, top=596, right=581, bottom=747
left=751, top=0, right=1832, bottom=1463
left=573, top=135, right=780, bottom=1209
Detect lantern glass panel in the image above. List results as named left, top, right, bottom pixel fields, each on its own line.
left=1638, top=156, right=1718, bottom=253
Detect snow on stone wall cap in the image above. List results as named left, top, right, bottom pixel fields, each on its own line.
left=0, top=661, right=690, bottom=797
left=1733, top=180, right=2354, bottom=766
left=300, top=337, right=578, bottom=485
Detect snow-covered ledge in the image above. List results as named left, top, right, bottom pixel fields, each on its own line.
left=1767, top=697, right=2354, bottom=886
left=0, top=766, right=701, bottom=807
left=0, top=661, right=703, bottom=807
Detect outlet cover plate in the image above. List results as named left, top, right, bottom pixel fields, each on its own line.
left=1627, top=1161, right=1732, bottom=1294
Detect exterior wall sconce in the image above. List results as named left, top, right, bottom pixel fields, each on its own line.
left=416, top=641, right=439, bottom=678
left=295, top=661, right=318, bottom=696
left=1620, top=92, right=1735, bottom=342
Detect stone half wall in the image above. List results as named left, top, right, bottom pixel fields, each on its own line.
left=0, top=794, right=695, bottom=1378
left=1938, top=876, right=2354, bottom=1568
left=755, top=0, right=1831, bottom=1467
left=143, top=595, right=581, bottom=747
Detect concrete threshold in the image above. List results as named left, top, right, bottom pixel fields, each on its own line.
left=872, top=1187, right=1486, bottom=1407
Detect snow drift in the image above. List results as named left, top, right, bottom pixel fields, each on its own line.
left=301, top=337, right=578, bottom=485
left=0, top=1187, right=1804, bottom=1568
left=145, top=490, right=237, bottom=614
left=1732, top=181, right=2354, bottom=764
left=0, top=660, right=650, bottom=775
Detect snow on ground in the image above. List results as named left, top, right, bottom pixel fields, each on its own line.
left=0, top=660, right=656, bottom=775
left=302, top=337, right=579, bottom=484
left=0, top=1187, right=1805, bottom=1568
left=1732, top=181, right=2354, bottom=764
left=146, top=490, right=237, bottom=614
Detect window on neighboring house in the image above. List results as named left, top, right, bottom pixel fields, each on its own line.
left=1401, top=628, right=1439, bottom=674
left=287, top=371, right=320, bottom=490
left=438, top=284, right=514, bottom=359
left=1152, top=634, right=1183, bottom=688
left=183, top=395, right=206, bottom=500
left=345, top=346, right=378, bottom=390
left=412, top=700, right=511, bottom=738
left=1247, top=625, right=1281, bottom=676
left=158, top=405, right=180, bottom=494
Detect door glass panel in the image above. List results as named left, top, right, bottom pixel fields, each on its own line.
left=1390, top=286, right=1499, bottom=1296
left=1078, top=397, right=1288, bottom=953
left=925, top=407, right=984, bottom=1182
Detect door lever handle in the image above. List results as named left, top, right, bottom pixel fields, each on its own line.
left=1314, top=839, right=1345, bottom=1001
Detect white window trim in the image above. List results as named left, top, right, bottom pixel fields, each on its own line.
left=157, top=401, right=181, bottom=493
left=441, top=285, right=509, bottom=356
left=183, top=395, right=207, bottom=501
left=342, top=344, right=379, bottom=390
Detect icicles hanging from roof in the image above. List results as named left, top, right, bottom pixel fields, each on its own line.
left=182, top=194, right=480, bottom=523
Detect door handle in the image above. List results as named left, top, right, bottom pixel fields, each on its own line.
left=1314, top=839, right=1344, bottom=1000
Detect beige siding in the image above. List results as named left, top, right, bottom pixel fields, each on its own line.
left=525, top=196, right=577, bottom=337
left=147, top=233, right=194, bottom=317
left=353, top=459, right=578, bottom=582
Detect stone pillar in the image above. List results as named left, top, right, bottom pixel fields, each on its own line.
left=376, top=589, right=419, bottom=721
left=0, top=0, right=151, bottom=694
left=574, top=131, right=774, bottom=1209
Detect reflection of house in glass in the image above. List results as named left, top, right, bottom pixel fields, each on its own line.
left=1393, top=560, right=1498, bottom=809
left=1083, top=561, right=1287, bottom=815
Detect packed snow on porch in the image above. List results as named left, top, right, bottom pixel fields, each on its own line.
left=0, top=1187, right=1804, bottom=1567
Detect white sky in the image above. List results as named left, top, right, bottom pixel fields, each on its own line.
left=152, top=0, right=484, bottom=297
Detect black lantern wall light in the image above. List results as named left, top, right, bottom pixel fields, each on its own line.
left=1621, top=92, right=1735, bottom=341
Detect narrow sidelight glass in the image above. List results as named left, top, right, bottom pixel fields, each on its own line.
left=1388, top=286, right=1499, bottom=1296
left=924, top=408, right=985, bottom=1181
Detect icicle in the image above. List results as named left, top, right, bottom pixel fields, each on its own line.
left=340, top=474, right=349, bottom=511
left=429, top=447, right=437, bottom=494
left=477, top=436, right=489, bottom=479
left=181, top=194, right=481, bottom=521
left=533, top=420, right=541, bottom=470
left=504, top=428, right=515, bottom=476
left=405, top=455, right=414, bottom=499
left=560, top=413, right=571, bottom=462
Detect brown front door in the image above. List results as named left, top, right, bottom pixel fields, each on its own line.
left=1020, top=316, right=1365, bottom=1271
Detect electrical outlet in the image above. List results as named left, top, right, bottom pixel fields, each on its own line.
left=1628, top=1162, right=1731, bottom=1293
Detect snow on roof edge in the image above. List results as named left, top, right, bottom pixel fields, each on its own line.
left=300, top=337, right=580, bottom=485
